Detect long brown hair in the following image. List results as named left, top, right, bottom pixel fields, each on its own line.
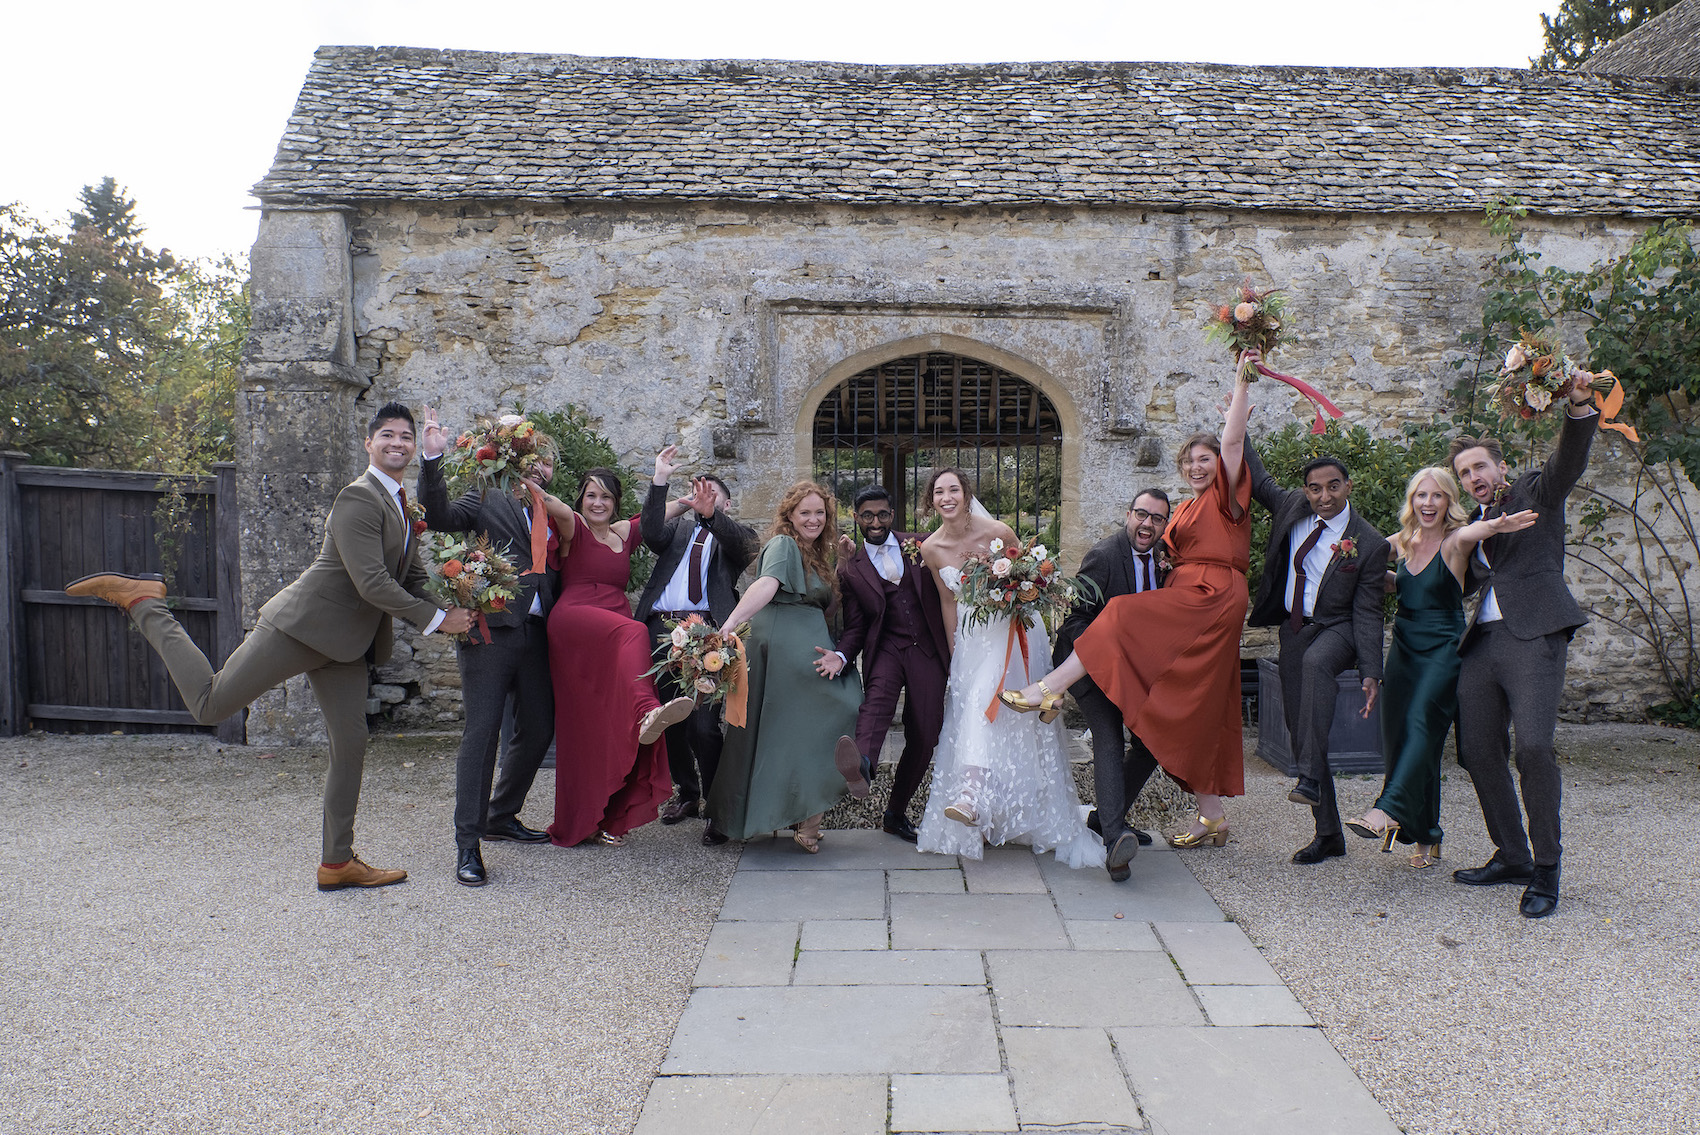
left=770, top=481, right=840, bottom=601
left=920, top=466, right=976, bottom=517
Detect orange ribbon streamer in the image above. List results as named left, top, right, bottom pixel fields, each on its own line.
left=984, top=616, right=1031, bottom=723
left=1592, top=371, right=1640, bottom=443
left=526, top=483, right=549, bottom=575
left=723, top=630, right=750, bottom=729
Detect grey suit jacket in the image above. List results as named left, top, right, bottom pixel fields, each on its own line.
left=1462, top=409, right=1599, bottom=645
left=1053, top=528, right=1169, bottom=664
left=1245, top=448, right=1390, bottom=682
left=416, top=455, right=559, bottom=629
left=634, top=483, right=758, bottom=624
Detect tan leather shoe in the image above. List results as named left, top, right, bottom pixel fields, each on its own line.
left=65, top=572, right=166, bottom=611
left=317, top=855, right=407, bottom=892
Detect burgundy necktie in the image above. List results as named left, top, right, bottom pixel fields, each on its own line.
left=1288, top=523, right=1326, bottom=632
left=687, top=525, right=710, bottom=605
left=1137, top=553, right=1153, bottom=593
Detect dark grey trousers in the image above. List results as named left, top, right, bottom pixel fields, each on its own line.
left=1277, top=622, right=1357, bottom=839
left=454, top=620, right=554, bottom=848
left=1456, top=623, right=1567, bottom=869
left=1075, top=681, right=1159, bottom=846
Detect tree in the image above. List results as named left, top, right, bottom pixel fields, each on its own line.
left=1533, top=0, right=1682, bottom=69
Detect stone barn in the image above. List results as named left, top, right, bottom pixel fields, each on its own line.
left=241, top=48, right=1700, bottom=739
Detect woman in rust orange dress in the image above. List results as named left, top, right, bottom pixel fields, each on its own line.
left=1004, top=365, right=1252, bottom=848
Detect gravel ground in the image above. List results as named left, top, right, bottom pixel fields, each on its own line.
left=1182, top=723, right=1700, bottom=1135
left=0, top=732, right=738, bottom=1135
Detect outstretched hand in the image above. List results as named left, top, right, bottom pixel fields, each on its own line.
left=837, top=532, right=856, bottom=558
left=421, top=405, right=449, bottom=459
left=688, top=476, right=718, bottom=518
left=813, top=646, right=845, bottom=679
left=1488, top=508, right=1539, bottom=534
left=654, top=444, right=681, bottom=484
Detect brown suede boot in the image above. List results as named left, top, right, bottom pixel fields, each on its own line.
left=316, top=856, right=407, bottom=892
left=64, top=572, right=166, bottom=611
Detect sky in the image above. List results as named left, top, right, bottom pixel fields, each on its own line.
left=5, top=0, right=1562, bottom=265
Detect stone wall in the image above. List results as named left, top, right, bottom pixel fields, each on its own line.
left=239, top=196, right=1688, bottom=739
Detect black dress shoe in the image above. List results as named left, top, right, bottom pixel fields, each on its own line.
left=1453, top=855, right=1535, bottom=887
left=1085, top=809, right=1102, bottom=835
left=1106, top=832, right=1138, bottom=883
left=1133, top=828, right=1153, bottom=846
left=1519, top=863, right=1561, bottom=918
left=701, top=825, right=730, bottom=847
left=881, top=812, right=918, bottom=843
left=1291, top=834, right=1346, bottom=864
left=456, top=845, right=487, bottom=887
left=1287, top=777, right=1322, bottom=806
left=483, top=817, right=548, bottom=843
left=659, top=798, right=700, bottom=826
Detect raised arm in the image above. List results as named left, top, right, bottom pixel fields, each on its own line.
left=1440, top=509, right=1539, bottom=584
left=721, top=575, right=779, bottom=632
left=1219, top=365, right=1253, bottom=518
left=1531, top=381, right=1601, bottom=509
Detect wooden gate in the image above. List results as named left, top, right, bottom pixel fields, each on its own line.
left=0, top=454, right=243, bottom=741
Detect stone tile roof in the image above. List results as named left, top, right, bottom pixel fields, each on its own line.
left=254, top=47, right=1700, bottom=217
left=1582, top=0, right=1700, bottom=80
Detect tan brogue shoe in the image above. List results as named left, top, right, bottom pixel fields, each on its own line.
left=65, top=572, right=166, bottom=611
left=316, top=855, right=407, bottom=892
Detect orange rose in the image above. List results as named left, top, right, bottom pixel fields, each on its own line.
left=442, top=559, right=464, bottom=578
left=1530, top=356, right=1554, bottom=378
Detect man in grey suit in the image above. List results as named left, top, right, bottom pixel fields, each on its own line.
left=417, top=408, right=560, bottom=888
left=636, top=445, right=757, bottom=844
left=1450, top=384, right=1600, bottom=919
left=1055, top=489, right=1173, bottom=882
left=1247, top=450, right=1390, bottom=864
left=67, top=402, right=474, bottom=890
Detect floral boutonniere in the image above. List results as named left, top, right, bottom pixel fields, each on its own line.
left=901, top=536, right=924, bottom=565
left=1154, top=548, right=1175, bottom=575
left=406, top=499, right=429, bottom=537
left=1330, top=537, right=1358, bottom=562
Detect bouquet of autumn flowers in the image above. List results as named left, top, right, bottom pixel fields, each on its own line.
left=956, top=537, right=1096, bottom=635
left=1486, top=331, right=1639, bottom=441
left=424, top=533, right=521, bottom=643
left=443, top=412, right=552, bottom=573
left=645, top=614, right=748, bottom=707
left=1205, top=280, right=1292, bottom=375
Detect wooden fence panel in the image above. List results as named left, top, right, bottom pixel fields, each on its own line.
left=0, top=457, right=244, bottom=741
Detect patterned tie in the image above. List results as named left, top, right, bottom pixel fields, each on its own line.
left=1288, top=523, right=1326, bottom=632
left=687, top=525, right=710, bottom=605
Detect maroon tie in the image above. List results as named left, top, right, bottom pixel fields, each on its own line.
left=687, top=526, right=710, bottom=606
left=1288, top=523, right=1326, bottom=632
left=1137, top=553, right=1153, bottom=594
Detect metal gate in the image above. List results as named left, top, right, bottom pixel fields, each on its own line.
left=811, top=352, right=1063, bottom=542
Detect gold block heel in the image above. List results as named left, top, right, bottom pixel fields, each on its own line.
left=1168, top=814, right=1229, bottom=849
left=999, top=680, right=1065, bottom=723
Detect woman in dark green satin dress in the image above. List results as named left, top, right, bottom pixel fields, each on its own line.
left=706, top=482, right=864, bottom=851
left=1349, top=468, right=1536, bottom=867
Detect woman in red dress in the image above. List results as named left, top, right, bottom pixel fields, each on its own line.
left=1005, top=365, right=1252, bottom=848
left=541, top=467, right=695, bottom=847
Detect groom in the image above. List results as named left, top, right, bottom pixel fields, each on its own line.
left=833, top=486, right=950, bottom=842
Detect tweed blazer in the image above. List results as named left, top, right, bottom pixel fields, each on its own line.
left=1053, top=527, right=1170, bottom=664
left=634, top=483, right=758, bottom=625
left=1245, top=448, right=1390, bottom=682
left=416, top=455, right=559, bottom=628
left=258, top=471, right=440, bottom=665
left=1462, top=409, right=1599, bottom=644
left=836, top=532, right=950, bottom=666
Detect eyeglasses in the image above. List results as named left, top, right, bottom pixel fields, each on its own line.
left=857, top=510, right=895, bottom=522
left=1132, top=508, right=1170, bottom=526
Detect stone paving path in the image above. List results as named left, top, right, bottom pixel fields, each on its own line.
left=634, top=830, right=1398, bottom=1135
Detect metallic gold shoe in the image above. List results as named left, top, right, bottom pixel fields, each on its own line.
left=1168, top=814, right=1229, bottom=849
left=1346, top=813, right=1400, bottom=853
left=999, top=681, right=1065, bottom=723
left=1409, top=842, right=1441, bottom=869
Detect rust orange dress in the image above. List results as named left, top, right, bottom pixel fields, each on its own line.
left=1075, top=461, right=1251, bottom=797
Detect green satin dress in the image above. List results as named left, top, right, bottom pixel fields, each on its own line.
left=1374, top=553, right=1466, bottom=845
left=707, top=536, right=864, bottom=840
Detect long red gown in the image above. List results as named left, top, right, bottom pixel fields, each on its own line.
left=545, top=513, right=670, bottom=846
left=1075, top=462, right=1251, bottom=797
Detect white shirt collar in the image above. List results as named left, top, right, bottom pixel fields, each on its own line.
left=367, top=465, right=404, bottom=498
left=865, top=532, right=900, bottom=554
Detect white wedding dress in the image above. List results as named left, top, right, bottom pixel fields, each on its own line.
left=917, top=566, right=1105, bottom=868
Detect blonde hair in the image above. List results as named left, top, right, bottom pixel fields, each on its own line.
left=769, top=481, right=840, bottom=603
left=1392, top=467, right=1471, bottom=560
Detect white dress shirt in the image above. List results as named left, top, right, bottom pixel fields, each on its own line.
left=1475, top=516, right=1503, bottom=623
left=1284, top=506, right=1353, bottom=619
left=367, top=465, right=444, bottom=635
left=653, top=520, right=715, bottom=613
left=867, top=534, right=904, bottom=584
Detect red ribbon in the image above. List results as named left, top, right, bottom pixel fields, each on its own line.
left=984, top=616, right=1031, bottom=723
left=1249, top=360, right=1344, bottom=435
left=526, top=483, right=548, bottom=575
left=472, top=611, right=492, bottom=646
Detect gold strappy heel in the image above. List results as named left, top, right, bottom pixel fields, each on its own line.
left=1409, top=841, right=1441, bottom=869
left=1346, top=813, right=1400, bottom=853
left=999, top=681, right=1065, bottom=723
left=1168, top=814, right=1229, bottom=849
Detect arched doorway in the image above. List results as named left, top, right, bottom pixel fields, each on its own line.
left=811, top=351, right=1064, bottom=541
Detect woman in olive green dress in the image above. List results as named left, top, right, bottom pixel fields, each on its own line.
left=1348, top=468, right=1535, bottom=867
left=706, top=482, right=864, bottom=852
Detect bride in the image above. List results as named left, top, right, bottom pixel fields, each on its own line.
left=915, top=468, right=1104, bottom=868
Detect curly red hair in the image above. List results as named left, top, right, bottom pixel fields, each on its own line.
left=769, top=481, right=840, bottom=602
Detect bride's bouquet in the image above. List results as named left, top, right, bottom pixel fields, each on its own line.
left=956, top=537, right=1096, bottom=635
left=644, top=613, right=747, bottom=707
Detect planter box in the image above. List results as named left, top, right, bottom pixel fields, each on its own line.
left=1254, top=656, right=1385, bottom=776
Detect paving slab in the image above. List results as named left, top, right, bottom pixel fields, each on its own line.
left=960, top=847, right=1049, bottom=893
left=800, top=919, right=888, bottom=951
left=890, top=893, right=1069, bottom=950
left=663, top=985, right=1002, bottom=1074
left=1003, top=1026, right=1143, bottom=1130
left=635, top=1074, right=888, bottom=1135
left=889, top=867, right=966, bottom=893
left=1064, top=919, right=1163, bottom=951
left=739, top=830, right=948, bottom=871
left=1195, top=984, right=1315, bottom=1027
left=1156, top=920, right=1284, bottom=985
left=1114, top=1026, right=1400, bottom=1135
left=1039, top=849, right=1227, bottom=922
left=986, top=950, right=1203, bottom=1028
left=792, top=950, right=986, bottom=987
left=891, top=1073, right=1019, bottom=1133
left=718, top=869, right=887, bottom=921
left=694, top=921, right=798, bottom=987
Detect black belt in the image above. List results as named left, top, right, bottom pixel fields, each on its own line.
left=653, top=609, right=710, bottom=621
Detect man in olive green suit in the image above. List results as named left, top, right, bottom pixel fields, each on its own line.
left=67, top=402, right=473, bottom=891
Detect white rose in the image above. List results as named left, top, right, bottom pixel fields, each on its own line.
left=1526, top=386, right=1553, bottom=411
left=498, top=414, right=525, bottom=427
left=694, top=676, right=717, bottom=694
left=670, top=626, right=689, bottom=648
left=992, top=558, right=1012, bottom=577
left=1030, top=544, right=1048, bottom=561
left=988, top=538, right=1004, bottom=554
left=1504, top=345, right=1527, bottom=372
